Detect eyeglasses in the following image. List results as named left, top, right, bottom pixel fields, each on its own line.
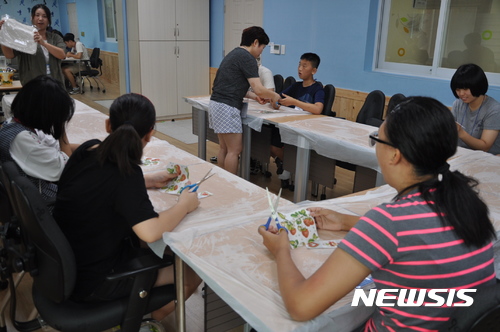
left=368, top=131, right=395, bottom=148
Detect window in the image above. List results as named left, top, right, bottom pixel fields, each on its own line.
left=377, top=0, right=500, bottom=84
left=102, top=0, right=117, bottom=42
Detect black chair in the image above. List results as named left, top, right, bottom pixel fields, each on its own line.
left=321, top=84, right=336, bottom=117
left=355, top=89, right=386, bottom=125
left=79, top=47, right=106, bottom=93
left=335, top=90, right=386, bottom=193
left=445, top=281, right=500, bottom=331
left=10, top=175, right=175, bottom=332
left=283, top=76, right=296, bottom=91
left=387, top=93, right=406, bottom=113
left=273, top=74, right=284, bottom=94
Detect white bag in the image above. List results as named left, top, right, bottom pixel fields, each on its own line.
left=0, top=15, right=37, bottom=55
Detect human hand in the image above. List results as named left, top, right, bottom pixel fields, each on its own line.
left=34, top=31, right=43, bottom=44
left=0, top=20, right=4, bottom=30
left=177, top=186, right=200, bottom=213
left=307, top=207, right=344, bottom=231
left=279, top=93, right=296, bottom=107
left=456, top=121, right=465, bottom=138
left=258, top=225, right=290, bottom=257
left=148, top=170, right=180, bottom=188
left=256, top=95, right=268, bottom=105
left=271, top=93, right=281, bottom=110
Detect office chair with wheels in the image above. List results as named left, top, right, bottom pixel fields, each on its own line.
left=79, top=48, right=106, bottom=93
left=273, top=74, right=284, bottom=94
left=10, top=175, right=175, bottom=332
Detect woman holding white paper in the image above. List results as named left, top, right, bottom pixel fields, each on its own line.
left=0, top=4, right=65, bottom=85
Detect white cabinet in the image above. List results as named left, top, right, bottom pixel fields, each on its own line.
left=127, top=0, right=209, bottom=119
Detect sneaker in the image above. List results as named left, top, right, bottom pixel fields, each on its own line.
left=210, top=156, right=217, bottom=163
left=69, top=87, right=80, bottom=95
left=278, top=170, right=291, bottom=180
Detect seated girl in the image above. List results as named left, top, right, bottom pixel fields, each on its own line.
left=53, top=93, right=201, bottom=321
left=0, top=75, right=76, bottom=201
left=259, top=96, right=496, bottom=331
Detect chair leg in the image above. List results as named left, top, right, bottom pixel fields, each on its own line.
left=85, top=77, right=94, bottom=90
left=92, top=77, right=106, bottom=93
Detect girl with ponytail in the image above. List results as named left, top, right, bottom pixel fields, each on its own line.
left=54, top=93, right=201, bottom=321
left=259, top=96, right=496, bottom=331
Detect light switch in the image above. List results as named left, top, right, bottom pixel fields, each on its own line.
left=281, top=45, right=285, bottom=55
left=81, top=31, right=85, bottom=37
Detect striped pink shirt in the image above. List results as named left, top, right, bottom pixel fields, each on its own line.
left=339, top=190, right=495, bottom=332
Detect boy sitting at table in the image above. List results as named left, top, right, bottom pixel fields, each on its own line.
left=272, top=52, right=325, bottom=189
left=62, top=33, right=89, bottom=94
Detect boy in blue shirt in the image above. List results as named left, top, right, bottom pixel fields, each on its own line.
left=273, top=53, right=325, bottom=189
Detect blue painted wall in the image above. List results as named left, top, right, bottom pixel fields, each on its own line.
left=57, top=0, right=118, bottom=53
left=0, top=0, right=62, bottom=31
left=209, top=0, right=500, bottom=107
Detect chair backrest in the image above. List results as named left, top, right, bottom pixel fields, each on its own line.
left=11, top=175, right=76, bottom=303
left=387, top=93, right=406, bottom=113
left=273, top=74, right=284, bottom=94
left=356, top=89, right=386, bottom=124
left=283, top=76, right=296, bottom=91
left=322, top=84, right=336, bottom=117
left=0, top=161, right=21, bottom=220
left=89, top=48, right=101, bottom=69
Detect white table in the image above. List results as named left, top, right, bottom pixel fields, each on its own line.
left=185, top=96, right=320, bottom=181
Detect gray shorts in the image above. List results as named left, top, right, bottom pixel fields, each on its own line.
left=208, top=100, right=243, bottom=134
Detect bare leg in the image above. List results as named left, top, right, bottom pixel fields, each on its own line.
left=63, top=66, right=77, bottom=88
left=151, top=263, right=202, bottom=321
left=218, top=133, right=242, bottom=174
left=217, top=133, right=228, bottom=170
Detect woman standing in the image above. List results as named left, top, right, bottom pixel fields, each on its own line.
left=259, top=97, right=496, bottom=331
left=451, top=63, right=500, bottom=155
left=209, top=26, right=281, bottom=174
left=0, top=4, right=66, bottom=85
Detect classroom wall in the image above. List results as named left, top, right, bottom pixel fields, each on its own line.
left=0, top=1, right=62, bottom=31
left=209, top=0, right=500, bottom=107
left=57, top=0, right=118, bottom=53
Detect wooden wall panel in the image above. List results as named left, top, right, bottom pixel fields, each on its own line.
left=87, top=49, right=119, bottom=85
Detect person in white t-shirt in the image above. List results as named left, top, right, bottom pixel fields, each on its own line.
left=62, top=33, right=89, bottom=94
left=245, top=56, right=276, bottom=101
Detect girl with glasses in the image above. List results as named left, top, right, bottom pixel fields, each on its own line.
left=259, top=96, right=495, bottom=331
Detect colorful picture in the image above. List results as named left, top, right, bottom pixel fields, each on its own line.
left=159, top=162, right=189, bottom=194
left=141, top=157, right=161, bottom=167
left=277, top=209, right=319, bottom=249
left=306, top=239, right=340, bottom=249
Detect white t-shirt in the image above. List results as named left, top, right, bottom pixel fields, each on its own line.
left=72, top=41, right=89, bottom=60
left=9, top=129, right=69, bottom=182
left=258, top=65, right=275, bottom=90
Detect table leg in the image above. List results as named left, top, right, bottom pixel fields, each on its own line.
left=175, top=254, right=186, bottom=332
left=240, top=124, right=251, bottom=180
left=293, top=135, right=311, bottom=202
left=196, top=107, right=207, bottom=160
left=78, top=60, right=82, bottom=94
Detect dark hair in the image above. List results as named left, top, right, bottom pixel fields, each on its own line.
left=240, top=26, right=269, bottom=47
left=63, top=33, right=75, bottom=42
left=11, top=75, right=74, bottom=140
left=450, top=63, right=488, bottom=98
left=384, top=96, right=495, bottom=247
left=31, top=4, right=51, bottom=26
left=97, top=93, right=156, bottom=175
left=300, top=53, right=321, bottom=69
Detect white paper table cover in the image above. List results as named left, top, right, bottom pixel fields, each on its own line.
left=184, top=96, right=314, bottom=132
left=278, top=117, right=380, bottom=172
